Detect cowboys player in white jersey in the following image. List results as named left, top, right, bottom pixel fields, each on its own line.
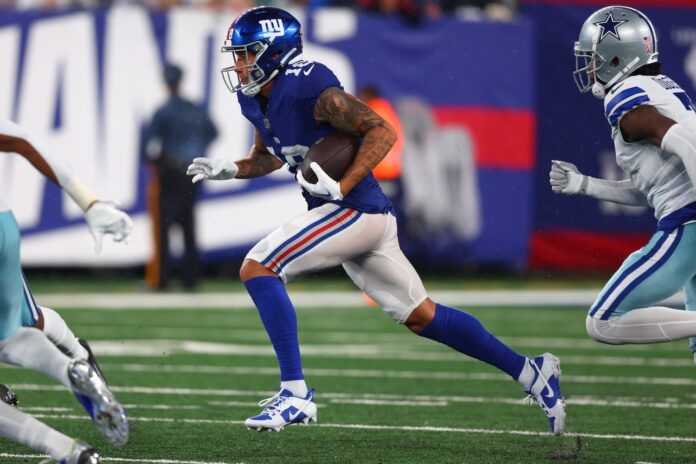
left=0, top=118, right=130, bottom=462
left=551, top=6, right=696, bottom=361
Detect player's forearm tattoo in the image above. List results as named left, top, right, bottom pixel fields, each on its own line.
left=235, top=131, right=283, bottom=179
left=235, top=152, right=283, bottom=179
left=314, top=87, right=396, bottom=193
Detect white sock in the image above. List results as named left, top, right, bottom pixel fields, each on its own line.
left=0, top=328, right=71, bottom=389
left=586, top=307, right=696, bottom=345
left=0, top=401, right=75, bottom=460
left=281, top=380, right=308, bottom=397
left=516, top=358, right=534, bottom=386
left=41, top=306, right=88, bottom=360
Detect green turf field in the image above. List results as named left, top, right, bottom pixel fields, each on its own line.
left=0, top=289, right=694, bottom=464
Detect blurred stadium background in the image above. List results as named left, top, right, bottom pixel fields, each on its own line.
left=1, top=0, right=696, bottom=463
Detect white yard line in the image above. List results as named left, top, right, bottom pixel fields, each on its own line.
left=11, top=384, right=696, bottom=410
left=58, top=339, right=690, bottom=363
left=0, top=454, right=239, bottom=464
left=36, top=289, right=685, bottom=309
left=9, top=359, right=696, bottom=390
left=25, top=414, right=696, bottom=443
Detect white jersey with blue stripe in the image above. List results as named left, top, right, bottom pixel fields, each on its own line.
left=604, top=74, right=696, bottom=221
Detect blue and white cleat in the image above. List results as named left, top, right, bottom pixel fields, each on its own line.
left=40, top=440, right=101, bottom=464
left=68, top=360, right=128, bottom=447
left=245, top=388, right=317, bottom=432
left=523, top=353, right=565, bottom=435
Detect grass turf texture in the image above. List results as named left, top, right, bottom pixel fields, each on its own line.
left=0, top=297, right=694, bottom=463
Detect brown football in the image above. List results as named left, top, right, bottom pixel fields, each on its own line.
left=300, top=132, right=360, bottom=184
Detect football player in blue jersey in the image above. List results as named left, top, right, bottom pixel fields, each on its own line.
left=551, top=6, right=696, bottom=362
left=188, top=6, right=565, bottom=435
left=0, top=119, right=130, bottom=462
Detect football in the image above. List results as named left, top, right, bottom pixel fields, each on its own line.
left=300, top=132, right=360, bottom=184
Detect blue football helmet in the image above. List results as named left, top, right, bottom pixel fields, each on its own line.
left=221, top=7, right=303, bottom=97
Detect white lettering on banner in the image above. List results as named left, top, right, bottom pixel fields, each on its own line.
left=14, top=13, right=99, bottom=226
left=0, top=27, right=19, bottom=120
left=259, top=19, right=285, bottom=42
left=0, top=26, right=20, bottom=204
left=103, top=6, right=165, bottom=208
left=313, top=9, right=357, bottom=43
left=167, top=8, right=212, bottom=102
left=6, top=8, right=358, bottom=265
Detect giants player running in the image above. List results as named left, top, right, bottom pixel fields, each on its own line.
left=551, top=6, right=696, bottom=360
left=188, top=6, right=565, bottom=434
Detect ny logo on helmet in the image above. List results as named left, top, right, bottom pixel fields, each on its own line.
left=259, top=19, right=285, bottom=43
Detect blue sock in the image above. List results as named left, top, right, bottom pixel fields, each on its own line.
left=418, top=304, right=526, bottom=380
left=244, top=276, right=303, bottom=381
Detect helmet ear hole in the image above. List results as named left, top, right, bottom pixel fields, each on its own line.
left=610, top=56, right=620, bottom=67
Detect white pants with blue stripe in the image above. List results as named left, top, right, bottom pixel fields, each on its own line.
left=0, top=211, right=41, bottom=340
left=246, top=203, right=427, bottom=323
left=587, top=222, right=696, bottom=347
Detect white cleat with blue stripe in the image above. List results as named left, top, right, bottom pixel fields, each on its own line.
left=523, top=353, right=565, bottom=435
left=245, top=388, right=317, bottom=432
left=68, top=360, right=129, bottom=447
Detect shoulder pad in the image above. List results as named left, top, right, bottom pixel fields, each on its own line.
left=284, top=60, right=342, bottom=99
left=604, top=77, right=651, bottom=127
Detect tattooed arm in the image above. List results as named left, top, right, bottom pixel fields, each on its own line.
left=235, top=129, right=284, bottom=179
left=313, top=87, right=397, bottom=196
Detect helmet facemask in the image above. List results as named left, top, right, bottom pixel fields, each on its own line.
left=573, top=43, right=606, bottom=94
left=221, top=41, right=271, bottom=97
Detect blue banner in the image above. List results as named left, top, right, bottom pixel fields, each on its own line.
left=0, top=8, right=535, bottom=267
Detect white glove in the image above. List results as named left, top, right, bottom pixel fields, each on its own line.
left=84, top=201, right=133, bottom=254
left=296, top=162, right=344, bottom=201
left=186, top=157, right=239, bottom=183
left=550, top=160, right=588, bottom=195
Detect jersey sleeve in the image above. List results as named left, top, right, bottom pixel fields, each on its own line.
left=297, top=61, right=343, bottom=106
left=603, top=77, right=653, bottom=128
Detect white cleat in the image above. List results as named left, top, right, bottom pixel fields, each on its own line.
left=523, top=353, right=566, bottom=435
left=40, top=440, right=100, bottom=464
left=244, top=388, right=317, bottom=432
left=69, top=360, right=129, bottom=447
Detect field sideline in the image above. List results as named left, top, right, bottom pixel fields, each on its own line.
left=0, top=287, right=694, bottom=463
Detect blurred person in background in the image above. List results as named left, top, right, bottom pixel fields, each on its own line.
left=0, top=118, right=130, bottom=462
left=188, top=5, right=565, bottom=436
left=551, top=6, right=696, bottom=363
left=143, top=63, right=218, bottom=291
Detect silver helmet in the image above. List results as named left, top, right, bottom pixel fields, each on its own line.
left=574, top=6, right=658, bottom=99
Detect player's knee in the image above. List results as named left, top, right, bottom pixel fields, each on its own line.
left=404, top=298, right=436, bottom=333
left=239, top=259, right=277, bottom=282
left=585, top=315, right=620, bottom=345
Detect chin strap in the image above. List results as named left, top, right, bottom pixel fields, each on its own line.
left=593, top=56, right=642, bottom=100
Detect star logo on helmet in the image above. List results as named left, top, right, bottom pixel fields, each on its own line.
left=593, top=12, right=628, bottom=41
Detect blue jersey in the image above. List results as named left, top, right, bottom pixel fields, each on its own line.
left=238, top=60, right=392, bottom=214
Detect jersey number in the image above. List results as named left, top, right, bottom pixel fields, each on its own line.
left=675, top=91, right=695, bottom=112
